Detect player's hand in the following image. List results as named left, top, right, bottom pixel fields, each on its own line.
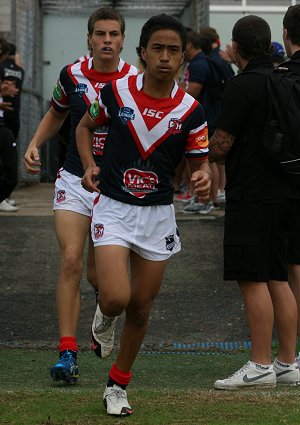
left=81, top=166, right=100, bottom=193
left=23, top=146, right=41, bottom=174
left=190, top=170, right=211, bottom=203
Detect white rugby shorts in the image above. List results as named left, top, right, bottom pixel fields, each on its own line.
left=53, top=168, right=97, bottom=216
left=91, top=194, right=181, bottom=261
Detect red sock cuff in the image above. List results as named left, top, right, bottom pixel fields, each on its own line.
left=109, top=363, right=132, bottom=386
left=59, top=336, right=78, bottom=353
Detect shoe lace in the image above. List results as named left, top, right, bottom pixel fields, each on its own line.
left=230, top=362, right=251, bottom=378
left=110, top=388, right=127, bottom=400
left=95, top=317, right=115, bottom=335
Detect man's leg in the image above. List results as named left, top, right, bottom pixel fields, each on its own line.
left=239, top=281, right=274, bottom=365
left=288, top=264, right=300, bottom=339
left=54, top=210, right=91, bottom=338
left=50, top=210, right=90, bottom=383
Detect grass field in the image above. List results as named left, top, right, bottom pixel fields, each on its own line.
left=1, top=348, right=300, bottom=425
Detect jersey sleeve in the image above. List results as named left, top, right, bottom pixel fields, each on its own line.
left=184, top=104, right=209, bottom=160
left=88, top=91, right=109, bottom=126
left=51, top=65, right=70, bottom=112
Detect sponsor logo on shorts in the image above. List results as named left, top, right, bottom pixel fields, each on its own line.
left=94, top=223, right=104, bottom=240
left=75, top=83, right=88, bottom=97
left=118, top=107, right=135, bottom=124
left=165, top=234, right=175, bottom=251
left=168, top=118, right=182, bottom=134
left=122, top=168, right=158, bottom=198
left=56, top=190, right=66, bottom=203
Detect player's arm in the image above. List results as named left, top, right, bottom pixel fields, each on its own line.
left=208, top=128, right=235, bottom=164
left=185, top=81, right=203, bottom=99
left=76, top=111, right=100, bottom=193
left=24, top=106, right=68, bottom=174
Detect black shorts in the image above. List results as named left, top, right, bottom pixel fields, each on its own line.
left=288, top=199, right=300, bottom=265
left=223, top=200, right=289, bottom=282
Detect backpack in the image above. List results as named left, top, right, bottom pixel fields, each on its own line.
left=249, top=65, right=300, bottom=174
left=201, top=56, right=233, bottom=101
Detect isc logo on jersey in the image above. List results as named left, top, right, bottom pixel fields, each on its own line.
left=122, top=168, right=158, bottom=198
left=142, top=108, right=164, bottom=119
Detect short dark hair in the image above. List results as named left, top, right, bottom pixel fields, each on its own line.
left=136, top=14, right=186, bottom=68
left=232, top=15, right=271, bottom=60
left=87, top=7, right=125, bottom=35
left=283, top=5, right=300, bottom=46
left=0, top=37, right=9, bottom=58
left=199, top=27, right=219, bottom=44
left=186, top=31, right=212, bottom=55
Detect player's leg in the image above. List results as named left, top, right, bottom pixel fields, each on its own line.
left=104, top=253, right=168, bottom=416
left=50, top=210, right=90, bottom=383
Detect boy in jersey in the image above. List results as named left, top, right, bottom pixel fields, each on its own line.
left=23, top=7, right=138, bottom=384
left=76, top=14, right=211, bottom=416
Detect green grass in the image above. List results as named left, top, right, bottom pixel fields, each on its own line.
left=1, top=349, right=300, bottom=425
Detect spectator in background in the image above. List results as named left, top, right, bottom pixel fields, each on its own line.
left=199, top=26, right=234, bottom=206
left=271, top=41, right=286, bottom=67
left=0, top=41, right=24, bottom=210
left=181, top=30, right=232, bottom=214
left=0, top=38, right=19, bottom=212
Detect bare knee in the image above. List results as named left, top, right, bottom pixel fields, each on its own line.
left=61, top=252, right=83, bottom=279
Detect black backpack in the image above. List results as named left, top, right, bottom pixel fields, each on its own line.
left=201, top=56, right=234, bottom=101
left=250, top=65, right=300, bottom=174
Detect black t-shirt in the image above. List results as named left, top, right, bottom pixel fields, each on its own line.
left=216, top=56, right=292, bottom=201
left=279, top=51, right=300, bottom=197
left=0, top=58, right=24, bottom=138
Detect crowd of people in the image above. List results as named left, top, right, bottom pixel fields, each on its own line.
left=2, top=2, right=300, bottom=418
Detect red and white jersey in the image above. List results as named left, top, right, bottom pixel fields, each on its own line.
left=51, top=57, right=138, bottom=177
left=75, top=52, right=91, bottom=63
left=88, top=73, right=208, bottom=206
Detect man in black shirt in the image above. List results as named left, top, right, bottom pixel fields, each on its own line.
left=281, top=4, right=300, bottom=366
left=0, top=42, right=24, bottom=139
left=209, top=15, right=299, bottom=389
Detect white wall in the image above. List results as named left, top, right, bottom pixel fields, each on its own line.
left=210, top=11, right=285, bottom=52
left=43, top=15, right=146, bottom=108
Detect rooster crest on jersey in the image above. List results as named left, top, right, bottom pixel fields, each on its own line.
left=168, top=118, right=182, bottom=135
left=118, top=106, right=135, bottom=124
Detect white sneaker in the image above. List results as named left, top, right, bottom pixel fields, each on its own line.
left=198, top=200, right=214, bottom=215
left=6, top=197, right=16, bottom=206
left=91, top=304, right=117, bottom=358
left=273, top=358, right=300, bottom=386
left=217, top=190, right=226, bottom=203
left=103, top=384, right=133, bottom=416
left=180, top=196, right=205, bottom=213
left=214, top=361, right=276, bottom=390
left=0, top=200, right=18, bottom=212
